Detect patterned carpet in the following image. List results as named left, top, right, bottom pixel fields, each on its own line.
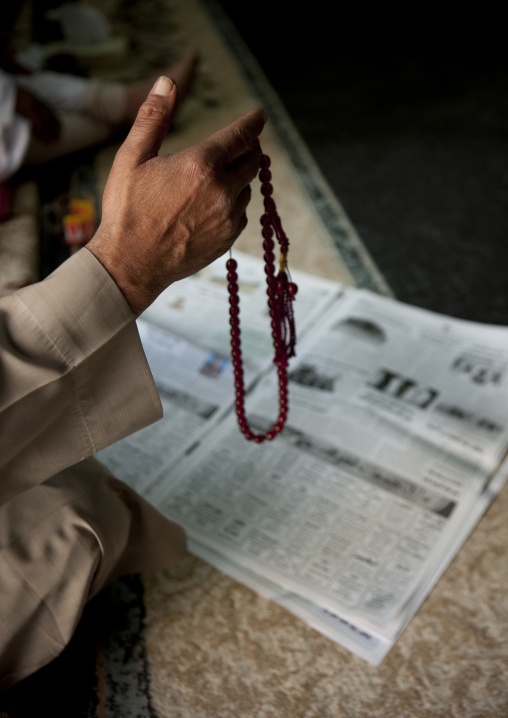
left=1, top=1, right=507, bottom=716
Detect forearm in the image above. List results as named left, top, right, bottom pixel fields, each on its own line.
left=0, top=248, right=161, bottom=506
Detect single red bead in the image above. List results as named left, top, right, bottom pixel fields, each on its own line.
left=289, top=282, right=298, bottom=298
left=263, top=238, right=275, bottom=252
left=260, top=155, right=271, bottom=169
left=260, top=214, right=271, bottom=228
left=226, top=258, right=237, bottom=271
left=261, top=184, right=273, bottom=197
left=228, top=282, right=239, bottom=295
left=263, top=251, right=275, bottom=264
left=229, top=295, right=240, bottom=306
left=259, top=169, right=272, bottom=183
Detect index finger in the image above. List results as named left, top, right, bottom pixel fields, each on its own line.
left=200, top=108, right=268, bottom=166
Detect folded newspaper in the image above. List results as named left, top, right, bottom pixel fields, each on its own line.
left=97, top=251, right=508, bottom=664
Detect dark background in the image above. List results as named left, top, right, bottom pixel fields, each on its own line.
left=0, top=5, right=506, bottom=715
left=217, top=3, right=508, bottom=325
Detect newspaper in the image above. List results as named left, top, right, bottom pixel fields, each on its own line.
left=97, top=252, right=339, bottom=493
left=98, top=252, right=508, bottom=664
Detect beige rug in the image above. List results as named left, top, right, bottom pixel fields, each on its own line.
left=65, top=0, right=508, bottom=714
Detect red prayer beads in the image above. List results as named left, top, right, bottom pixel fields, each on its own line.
left=227, top=144, right=298, bottom=442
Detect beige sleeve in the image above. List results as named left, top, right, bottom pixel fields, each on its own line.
left=0, top=248, right=162, bottom=506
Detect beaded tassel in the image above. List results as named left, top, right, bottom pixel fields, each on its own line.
left=227, top=145, right=297, bottom=443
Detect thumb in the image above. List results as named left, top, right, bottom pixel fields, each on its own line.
left=120, top=76, right=178, bottom=165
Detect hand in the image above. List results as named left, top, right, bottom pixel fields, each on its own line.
left=15, top=87, right=61, bottom=143
left=88, top=76, right=267, bottom=317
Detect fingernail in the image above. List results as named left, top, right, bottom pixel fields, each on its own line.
left=152, top=76, right=175, bottom=96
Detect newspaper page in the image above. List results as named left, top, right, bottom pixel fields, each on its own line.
left=141, top=251, right=340, bottom=372
left=97, top=253, right=340, bottom=494
left=96, top=321, right=241, bottom=493
left=148, top=287, right=508, bottom=663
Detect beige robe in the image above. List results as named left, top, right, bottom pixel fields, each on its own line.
left=0, top=249, right=186, bottom=691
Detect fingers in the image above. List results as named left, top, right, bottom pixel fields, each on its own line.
left=223, top=183, right=252, bottom=250
left=201, top=108, right=267, bottom=166
left=227, top=147, right=261, bottom=196
left=119, top=76, right=178, bottom=166
left=237, top=185, right=252, bottom=223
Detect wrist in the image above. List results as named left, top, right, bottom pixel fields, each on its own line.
left=87, top=232, right=149, bottom=318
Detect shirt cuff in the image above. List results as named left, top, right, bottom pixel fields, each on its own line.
left=9, top=247, right=162, bottom=463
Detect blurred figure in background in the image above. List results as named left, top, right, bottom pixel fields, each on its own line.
left=0, top=0, right=198, bottom=181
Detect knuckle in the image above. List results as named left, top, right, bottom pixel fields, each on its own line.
left=217, top=200, right=236, bottom=234
left=187, top=148, right=219, bottom=183
left=232, top=123, right=251, bottom=150
left=223, top=214, right=236, bottom=235
left=114, top=142, right=130, bottom=163
left=220, top=192, right=238, bottom=222
left=137, top=97, right=166, bottom=121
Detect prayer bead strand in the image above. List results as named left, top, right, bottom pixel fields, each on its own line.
left=227, top=145, right=297, bottom=442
